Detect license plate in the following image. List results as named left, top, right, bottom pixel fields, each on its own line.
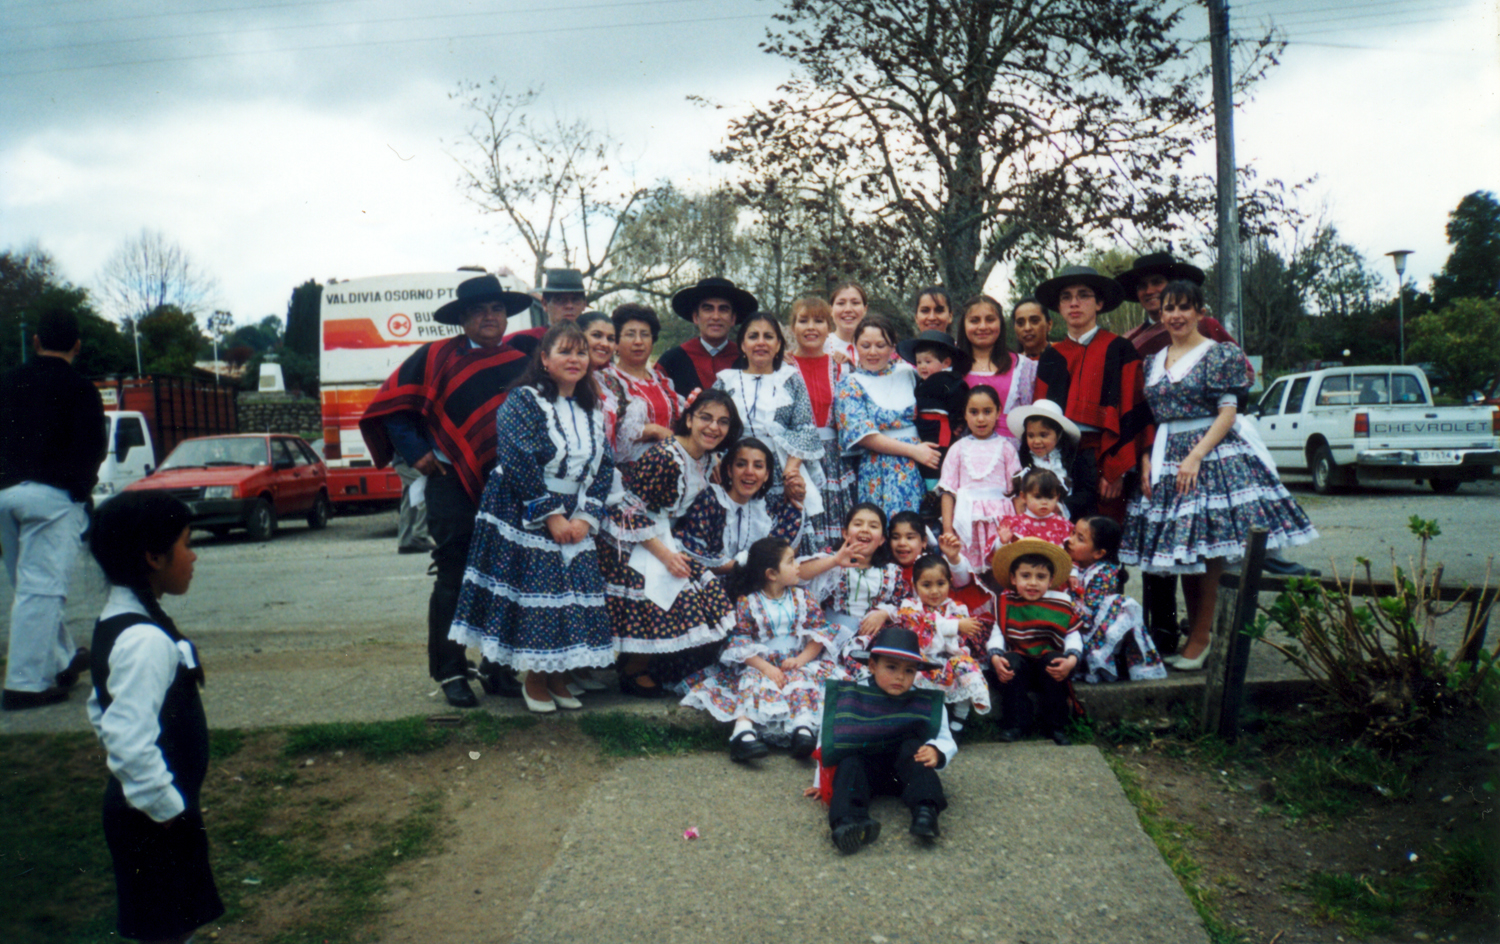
left=1417, top=450, right=1460, bottom=464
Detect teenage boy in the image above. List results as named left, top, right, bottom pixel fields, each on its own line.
left=1116, top=252, right=1234, bottom=358
left=656, top=277, right=757, bottom=398
left=812, top=625, right=956, bottom=853
left=1032, top=266, right=1152, bottom=523
left=987, top=538, right=1082, bottom=746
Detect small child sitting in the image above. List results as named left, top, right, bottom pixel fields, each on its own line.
left=987, top=538, right=1083, bottom=746
left=992, top=468, right=1073, bottom=552
left=807, top=625, right=957, bottom=853
left=898, top=330, right=973, bottom=499
left=681, top=537, right=845, bottom=761
left=897, top=554, right=994, bottom=731
left=1066, top=516, right=1167, bottom=684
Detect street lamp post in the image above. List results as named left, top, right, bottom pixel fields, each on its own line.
left=1386, top=250, right=1414, bottom=365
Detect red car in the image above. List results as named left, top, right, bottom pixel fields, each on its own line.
left=124, top=433, right=331, bottom=541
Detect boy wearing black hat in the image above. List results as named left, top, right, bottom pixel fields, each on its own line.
left=897, top=331, right=972, bottom=494
left=811, top=625, right=956, bottom=853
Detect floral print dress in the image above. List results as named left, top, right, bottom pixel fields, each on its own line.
left=598, top=440, right=734, bottom=654
left=678, top=588, right=847, bottom=744
left=1072, top=561, right=1167, bottom=683
left=449, top=387, right=616, bottom=672
left=896, top=597, right=993, bottom=712
left=676, top=484, right=805, bottom=571
left=1121, top=341, right=1318, bottom=574
left=835, top=360, right=925, bottom=518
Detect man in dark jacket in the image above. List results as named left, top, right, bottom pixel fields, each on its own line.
left=0, top=309, right=106, bottom=710
left=359, top=274, right=535, bottom=708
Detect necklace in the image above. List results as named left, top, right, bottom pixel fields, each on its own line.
left=737, top=371, right=766, bottom=437
left=849, top=566, right=875, bottom=615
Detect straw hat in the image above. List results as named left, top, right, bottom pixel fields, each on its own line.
left=990, top=537, right=1072, bottom=590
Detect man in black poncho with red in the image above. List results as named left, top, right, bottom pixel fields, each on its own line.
left=360, top=274, right=535, bottom=707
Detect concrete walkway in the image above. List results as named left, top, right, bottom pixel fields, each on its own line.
left=513, top=744, right=1207, bottom=944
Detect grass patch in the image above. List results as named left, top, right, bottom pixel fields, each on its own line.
left=210, top=727, right=245, bottom=759
left=1295, top=871, right=1402, bottom=937
left=282, top=713, right=535, bottom=761
left=576, top=711, right=724, bottom=756
left=1106, top=755, right=1245, bottom=944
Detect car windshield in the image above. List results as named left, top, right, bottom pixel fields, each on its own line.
left=161, top=438, right=268, bottom=470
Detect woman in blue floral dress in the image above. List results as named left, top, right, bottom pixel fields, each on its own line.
left=1121, top=282, right=1317, bottom=670
left=449, top=323, right=616, bottom=712
left=834, top=316, right=941, bottom=518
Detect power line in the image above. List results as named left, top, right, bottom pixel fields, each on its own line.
left=0, top=11, right=771, bottom=78
left=3, top=0, right=709, bottom=32
left=7, top=0, right=712, bottom=54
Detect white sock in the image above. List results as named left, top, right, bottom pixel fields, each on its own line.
left=954, top=702, right=972, bottom=719
left=731, top=718, right=755, bottom=738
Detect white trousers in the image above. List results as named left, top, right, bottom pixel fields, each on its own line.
left=0, top=482, right=87, bottom=692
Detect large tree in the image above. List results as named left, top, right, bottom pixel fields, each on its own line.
left=1409, top=298, right=1500, bottom=400
left=448, top=82, right=688, bottom=300
left=1, top=243, right=133, bottom=375
left=1431, top=190, right=1500, bottom=310
left=712, top=1, right=1280, bottom=302
left=96, top=229, right=218, bottom=324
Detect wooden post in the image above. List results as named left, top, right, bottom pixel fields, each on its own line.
left=1202, top=527, right=1268, bottom=740
left=1208, top=0, right=1243, bottom=346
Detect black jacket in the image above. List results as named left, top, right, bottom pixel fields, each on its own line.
left=0, top=356, right=107, bottom=502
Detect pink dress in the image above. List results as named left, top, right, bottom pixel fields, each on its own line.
left=964, top=352, right=1037, bottom=443
left=937, top=434, right=1022, bottom=572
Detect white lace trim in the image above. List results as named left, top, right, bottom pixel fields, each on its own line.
left=459, top=568, right=606, bottom=607
left=448, top=631, right=617, bottom=673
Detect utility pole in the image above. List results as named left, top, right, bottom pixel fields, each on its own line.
left=1209, top=0, right=1243, bottom=346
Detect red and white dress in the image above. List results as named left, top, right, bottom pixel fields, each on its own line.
left=604, top=363, right=686, bottom=468
left=897, top=597, right=993, bottom=713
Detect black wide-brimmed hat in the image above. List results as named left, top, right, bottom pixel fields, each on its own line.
left=1034, top=265, right=1125, bottom=315
left=849, top=626, right=942, bottom=672
left=896, top=330, right=972, bottom=376
left=1115, top=252, right=1206, bottom=298
left=670, top=277, right=759, bottom=323
left=540, top=267, right=587, bottom=296
left=432, top=274, right=535, bottom=326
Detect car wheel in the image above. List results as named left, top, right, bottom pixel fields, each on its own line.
left=1430, top=478, right=1462, bottom=494
left=307, top=492, right=331, bottom=529
left=246, top=498, right=276, bottom=541
left=1311, top=445, right=1341, bottom=495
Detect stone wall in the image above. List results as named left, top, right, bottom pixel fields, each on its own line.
left=237, top=393, right=322, bottom=437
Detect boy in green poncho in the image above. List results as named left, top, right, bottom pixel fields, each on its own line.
left=808, top=625, right=957, bottom=854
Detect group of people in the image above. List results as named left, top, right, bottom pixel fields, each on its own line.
left=352, top=257, right=1317, bottom=745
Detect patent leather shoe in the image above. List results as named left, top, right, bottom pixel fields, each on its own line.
left=729, top=730, right=769, bottom=762
left=909, top=804, right=941, bottom=840
left=789, top=727, right=817, bottom=759
left=440, top=678, right=479, bottom=709
left=478, top=666, right=523, bottom=698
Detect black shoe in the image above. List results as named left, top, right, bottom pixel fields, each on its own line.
left=997, top=727, right=1025, bottom=743
left=1047, top=729, right=1072, bottom=747
left=477, top=666, right=523, bottom=698
left=398, top=542, right=435, bottom=555
left=728, top=730, right=769, bottom=762
left=440, top=678, right=479, bottom=708
left=789, top=727, right=816, bottom=759
left=909, top=804, right=941, bottom=841
left=1262, top=556, right=1320, bottom=578
left=2, top=687, right=69, bottom=711
left=55, top=647, right=90, bottom=689
left=831, top=816, right=881, bottom=854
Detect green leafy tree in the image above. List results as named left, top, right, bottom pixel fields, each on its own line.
left=1, top=243, right=133, bottom=375
left=711, top=0, right=1284, bottom=302
left=137, top=304, right=205, bottom=375
left=1408, top=298, right=1500, bottom=400
left=1431, top=191, right=1500, bottom=310
left=283, top=281, right=321, bottom=361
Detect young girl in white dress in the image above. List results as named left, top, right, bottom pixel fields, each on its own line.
left=680, top=537, right=846, bottom=762
left=938, top=385, right=1022, bottom=573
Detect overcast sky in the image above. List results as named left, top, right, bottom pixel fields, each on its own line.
left=1, top=0, right=1495, bottom=327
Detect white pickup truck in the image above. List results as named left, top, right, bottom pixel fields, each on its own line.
left=1253, top=365, right=1500, bottom=494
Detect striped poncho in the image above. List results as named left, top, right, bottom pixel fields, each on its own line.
left=819, top=679, right=944, bottom=766
left=992, top=589, right=1079, bottom=658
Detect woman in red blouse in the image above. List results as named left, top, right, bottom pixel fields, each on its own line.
left=604, top=303, right=686, bottom=468
left=787, top=295, right=855, bottom=551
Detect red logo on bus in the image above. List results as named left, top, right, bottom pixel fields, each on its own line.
left=388, top=313, right=412, bottom=337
